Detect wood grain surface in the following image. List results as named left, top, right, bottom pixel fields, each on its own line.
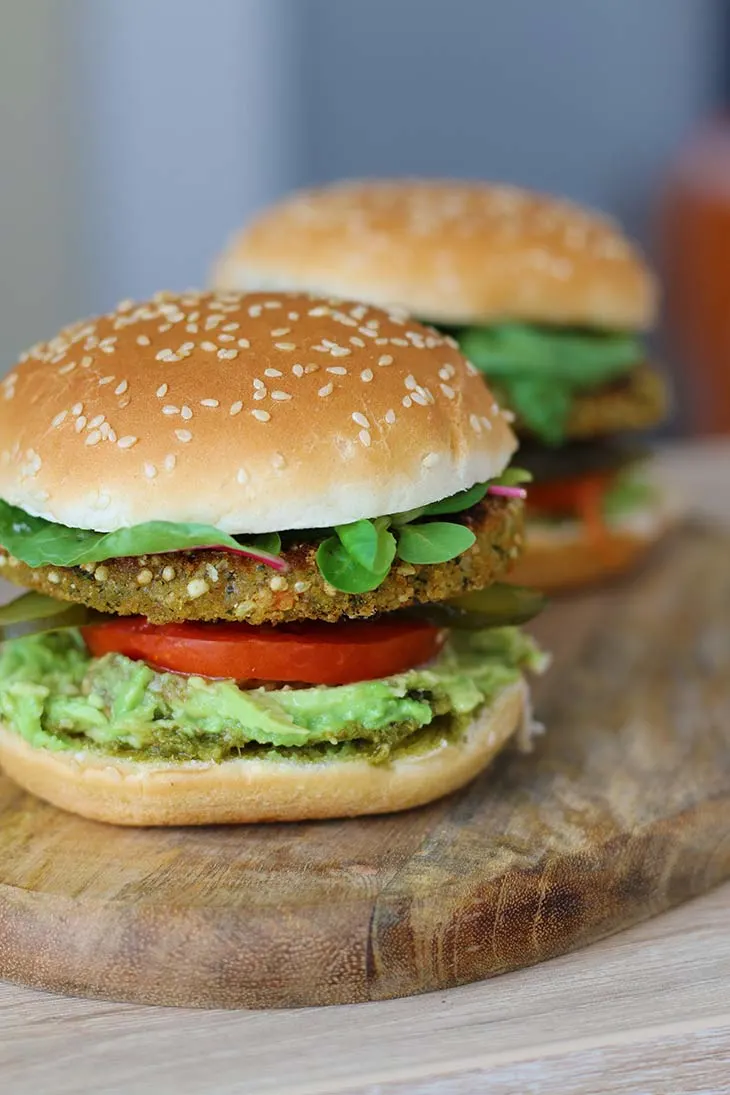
left=0, top=520, right=728, bottom=1010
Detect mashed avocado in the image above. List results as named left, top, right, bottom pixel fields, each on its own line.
left=0, top=628, right=543, bottom=764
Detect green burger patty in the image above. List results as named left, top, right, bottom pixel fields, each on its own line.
left=0, top=626, right=544, bottom=765
left=0, top=496, right=523, bottom=626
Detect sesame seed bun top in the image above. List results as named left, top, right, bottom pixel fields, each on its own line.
left=0, top=290, right=516, bottom=534
left=213, top=180, right=658, bottom=331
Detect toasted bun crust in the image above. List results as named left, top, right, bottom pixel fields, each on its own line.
left=0, top=680, right=528, bottom=825
left=0, top=290, right=515, bottom=535
left=214, top=180, right=658, bottom=330
left=510, top=497, right=674, bottom=593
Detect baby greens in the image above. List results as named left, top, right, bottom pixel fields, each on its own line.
left=0, top=471, right=527, bottom=596
left=316, top=470, right=529, bottom=593
left=0, top=500, right=281, bottom=569
left=456, top=324, right=642, bottom=446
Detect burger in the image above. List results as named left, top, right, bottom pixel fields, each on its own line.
left=0, top=289, right=546, bottom=826
left=213, top=180, right=671, bottom=591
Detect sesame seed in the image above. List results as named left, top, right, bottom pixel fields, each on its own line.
left=318, top=383, right=333, bottom=397
left=469, top=414, right=481, bottom=432
left=52, top=410, right=67, bottom=428
left=236, top=467, right=248, bottom=484
left=186, top=578, right=209, bottom=600
left=288, top=311, right=299, bottom=321
left=251, top=409, right=270, bottom=422
left=503, top=409, right=516, bottom=423
left=85, top=430, right=101, bottom=446
left=271, top=452, right=286, bottom=469
left=218, top=333, right=235, bottom=343
left=144, top=462, right=157, bottom=478
left=352, top=411, right=370, bottom=429
left=217, top=348, right=238, bottom=360
left=137, top=568, right=153, bottom=586
left=175, top=429, right=192, bottom=442
left=481, top=416, right=492, bottom=431
left=411, top=391, right=428, bottom=406
left=81, top=356, right=94, bottom=368
left=270, top=327, right=290, bottom=337
left=248, top=305, right=262, bottom=317
left=237, top=338, right=250, bottom=349
left=385, top=409, right=396, bottom=424
left=88, top=415, right=105, bottom=429
left=378, top=355, right=393, bottom=367
left=440, top=383, right=455, bottom=400
left=264, top=300, right=281, bottom=309
left=75, top=416, right=87, bottom=432
left=164, top=453, right=176, bottom=471
left=156, top=383, right=168, bottom=398
left=156, top=349, right=174, bottom=361
left=201, top=341, right=217, bottom=352
left=200, top=398, right=219, bottom=407
left=222, top=322, right=239, bottom=331
left=360, top=369, right=373, bottom=383
left=180, top=405, right=193, bottom=420
left=326, top=366, right=347, bottom=376
left=271, top=390, right=291, bottom=401
left=114, top=380, right=128, bottom=395
left=391, top=337, right=409, bottom=347
left=264, top=368, right=282, bottom=378
left=162, top=565, right=176, bottom=582
left=117, top=435, right=138, bottom=449
left=58, top=362, right=76, bottom=375
left=230, top=401, right=243, bottom=415
left=350, top=337, right=366, bottom=348
left=308, top=306, right=330, bottom=317
left=162, top=405, right=179, bottom=416
left=304, top=363, right=319, bottom=374
left=292, top=363, right=304, bottom=377
left=359, top=429, right=372, bottom=447
left=253, top=390, right=267, bottom=401
left=71, top=402, right=83, bottom=416
left=275, top=342, right=296, bottom=351
left=374, top=338, right=388, bottom=345
left=402, top=396, right=413, bottom=409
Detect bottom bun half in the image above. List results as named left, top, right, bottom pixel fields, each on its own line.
left=0, top=679, right=530, bottom=826
left=509, top=492, right=676, bottom=594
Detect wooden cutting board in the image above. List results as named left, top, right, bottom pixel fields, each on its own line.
left=0, top=523, right=728, bottom=1010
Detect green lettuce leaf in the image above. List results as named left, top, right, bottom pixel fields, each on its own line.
left=0, top=499, right=281, bottom=568
left=457, top=324, right=642, bottom=445
left=396, top=523, right=476, bottom=565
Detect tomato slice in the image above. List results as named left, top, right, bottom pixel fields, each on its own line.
left=81, top=617, right=445, bottom=686
left=528, top=471, right=614, bottom=543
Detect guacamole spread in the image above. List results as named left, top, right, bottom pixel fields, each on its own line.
left=0, top=627, right=544, bottom=764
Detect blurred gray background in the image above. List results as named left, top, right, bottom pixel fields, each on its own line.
left=0, top=0, right=721, bottom=366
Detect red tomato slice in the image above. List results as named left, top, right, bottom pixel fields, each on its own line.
left=528, top=472, right=614, bottom=542
left=81, top=617, right=445, bottom=686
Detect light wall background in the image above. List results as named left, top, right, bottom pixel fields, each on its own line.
left=0, top=0, right=721, bottom=370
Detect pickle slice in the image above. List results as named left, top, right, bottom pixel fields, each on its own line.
left=411, top=583, right=547, bottom=630
left=0, top=591, right=100, bottom=641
